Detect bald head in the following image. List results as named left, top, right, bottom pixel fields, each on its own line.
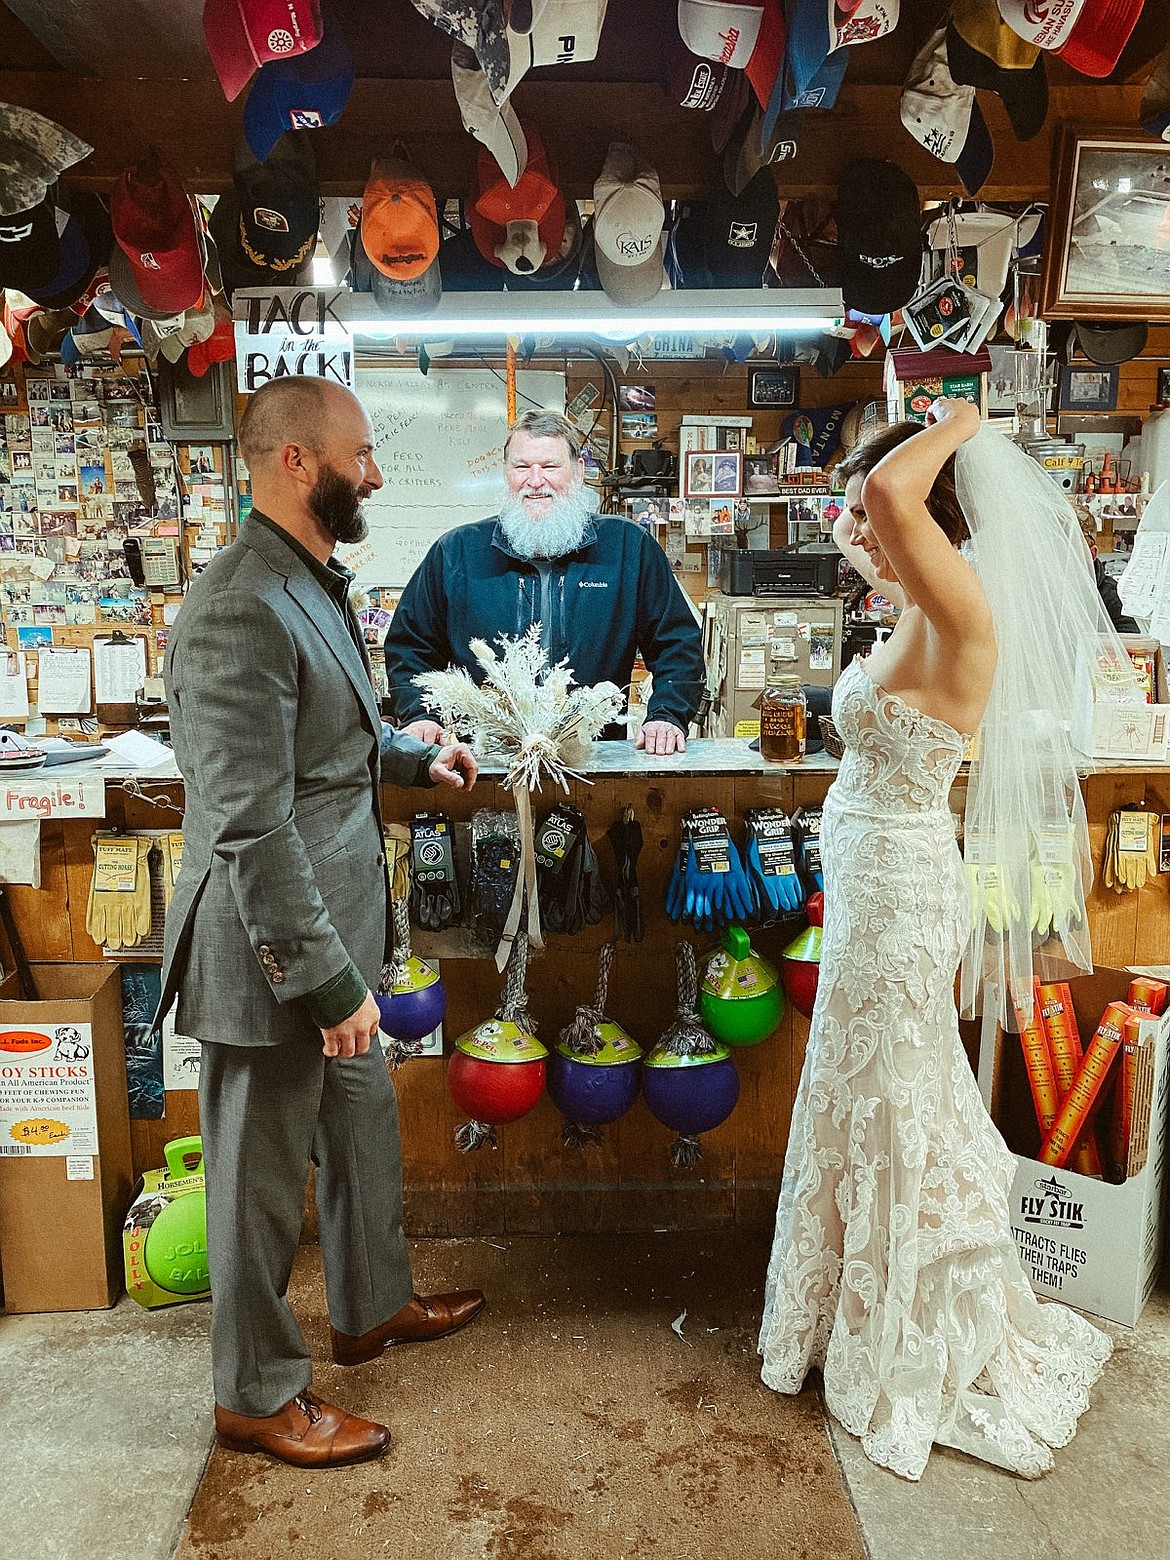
left=239, top=377, right=363, bottom=476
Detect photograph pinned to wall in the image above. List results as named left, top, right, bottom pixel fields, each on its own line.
left=743, top=451, right=780, bottom=493
left=0, top=380, right=21, bottom=410
left=1042, top=131, right=1170, bottom=321
left=79, top=464, right=107, bottom=497
left=683, top=450, right=715, bottom=497
left=187, top=445, right=217, bottom=475
left=621, top=411, right=658, bottom=441
left=16, top=625, right=53, bottom=648
left=708, top=500, right=735, bottom=536
left=749, top=366, right=799, bottom=408
left=1059, top=364, right=1119, bottom=413
left=820, top=495, right=844, bottom=532
left=684, top=497, right=710, bottom=536
left=712, top=451, right=742, bottom=496
left=630, top=495, right=669, bottom=530
left=618, top=384, right=656, bottom=412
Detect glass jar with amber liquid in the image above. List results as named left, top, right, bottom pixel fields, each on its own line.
left=759, top=676, right=807, bottom=764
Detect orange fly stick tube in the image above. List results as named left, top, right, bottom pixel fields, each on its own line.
left=1109, top=1012, right=1146, bottom=1179
left=1039, top=1001, right=1132, bottom=1168
left=1036, top=982, right=1102, bottom=1176
left=1015, top=986, right=1060, bottom=1138
left=1127, top=976, right=1168, bottom=1016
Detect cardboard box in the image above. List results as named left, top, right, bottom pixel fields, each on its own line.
left=1072, top=636, right=1170, bottom=762
left=994, top=966, right=1170, bottom=1327
left=0, top=964, right=132, bottom=1312
left=884, top=346, right=991, bottom=425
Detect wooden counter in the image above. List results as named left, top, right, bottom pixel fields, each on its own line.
left=3, top=741, right=1170, bottom=1235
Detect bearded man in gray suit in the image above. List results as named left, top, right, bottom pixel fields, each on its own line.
left=159, top=377, right=483, bottom=1469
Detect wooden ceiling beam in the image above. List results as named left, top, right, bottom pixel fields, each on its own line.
left=0, top=72, right=1147, bottom=202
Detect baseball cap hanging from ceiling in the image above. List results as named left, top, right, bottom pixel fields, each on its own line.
left=899, top=24, right=993, bottom=196
left=409, top=0, right=511, bottom=104
left=995, top=0, right=1145, bottom=79
left=835, top=157, right=923, bottom=316
left=357, top=155, right=443, bottom=316
left=469, top=120, right=566, bottom=275
left=203, top=0, right=324, bottom=102
left=591, top=142, right=667, bottom=306
left=785, top=0, right=899, bottom=98
left=946, top=0, right=1047, bottom=142
left=208, top=133, right=319, bottom=298
left=109, top=152, right=206, bottom=319
left=243, top=1, right=354, bottom=163
left=0, top=104, right=91, bottom=218
left=676, top=3, right=787, bottom=115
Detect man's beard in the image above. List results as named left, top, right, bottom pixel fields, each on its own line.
left=310, top=463, right=370, bottom=545
left=498, top=484, right=596, bottom=560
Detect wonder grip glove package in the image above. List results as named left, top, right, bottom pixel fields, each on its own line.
left=666, top=808, right=753, bottom=933
left=792, top=806, right=824, bottom=892
left=534, top=803, right=603, bottom=936
left=743, top=807, right=804, bottom=923
left=410, top=812, right=461, bottom=932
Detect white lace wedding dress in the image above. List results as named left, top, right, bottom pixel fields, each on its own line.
left=758, top=659, right=1111, bottom=1481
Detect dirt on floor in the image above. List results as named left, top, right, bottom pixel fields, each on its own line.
left=176, top=1231, right=865, bottom=1560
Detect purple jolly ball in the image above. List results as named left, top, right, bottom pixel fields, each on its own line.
left=641, top=1056, right=739, bottom=1136
left=547, top=1053, right=640, bottom=1128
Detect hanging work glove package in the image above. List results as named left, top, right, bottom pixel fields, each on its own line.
left=665, top=807, right=753, bottom=932
left=743, top=807, right=805, bottom=924
left=534, top=803, right=604, bottom=936
left=410, top=811, right=462, bottom=932
left=470, top=809, right=522, bottom=950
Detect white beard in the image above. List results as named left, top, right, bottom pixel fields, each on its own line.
left=498, top=485, right=597, bottom=560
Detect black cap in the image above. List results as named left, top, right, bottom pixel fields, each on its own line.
left=946, top=25, right=1048, bottom=143
left=702, top=171, right=780, bottom=287
left=209, top=133, right=319, bottom=297
left=28, top=190, right=111, bottom=309
left=0, top=191, right=61, bottom=293
left=1075, top=320, right=1149, bottom=366
left=836, top=159, right=923, bottom=316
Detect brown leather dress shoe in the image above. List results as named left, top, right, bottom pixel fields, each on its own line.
left=214, top=1390, right=390, bottom=1468
left=331, top=1289, right=486, bottom=1366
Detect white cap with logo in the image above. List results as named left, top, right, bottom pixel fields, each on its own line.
left=592, top=142, right=667, bottom=305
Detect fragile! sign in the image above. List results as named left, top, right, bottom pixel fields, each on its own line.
left=0, top=778, right=105, bottom=819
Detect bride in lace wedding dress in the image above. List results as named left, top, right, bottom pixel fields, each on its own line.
left=759, top=401, right=1113, bottom=1481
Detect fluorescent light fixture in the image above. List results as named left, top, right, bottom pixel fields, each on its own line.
left=345, top=287, right=844, bottom=339
left=230, top=285, right=845, bottom=341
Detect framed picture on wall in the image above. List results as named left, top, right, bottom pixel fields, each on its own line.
left=749, top=366, right=799, bottom=408
left=1042, top=129, right=1170, bottom=321
left=1159, top=367, right=1170, bottom=405
left=1059, top=364, right=1119, bottom=413
left=682, top=450, right=715, bottom=497
left=712, top=450, right=743, bottom=496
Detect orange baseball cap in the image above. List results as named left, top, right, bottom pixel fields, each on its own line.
left=360, top=158, right=439, bottom=282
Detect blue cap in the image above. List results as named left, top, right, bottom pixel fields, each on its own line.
left=243, top=6, right=354, bottom=166
left=761, top=43, right=847, bottom=148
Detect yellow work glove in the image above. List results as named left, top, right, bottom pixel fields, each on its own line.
left=86, top=832, right=153, bottom=950
left=159, top=831, right=185, bottom=909
left=965, top=861, right=1022, bottom=934
left=384, top=822, right=412, bottom=904
left=1029, top=857, right=1081, bottom=939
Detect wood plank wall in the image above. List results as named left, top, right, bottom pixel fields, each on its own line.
left=3, top=340, right=1170, bottom=1233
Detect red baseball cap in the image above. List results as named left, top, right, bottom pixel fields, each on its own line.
left=676, top=2, right=786, bottom=111
left=110, top=154, right=206, bottom=317
left=203, top=0, right=324, bottom=101
left=995, top=0, right=1144, bottom=79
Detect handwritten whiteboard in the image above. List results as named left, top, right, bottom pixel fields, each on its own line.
left=336, top=365, right=565, bottom=587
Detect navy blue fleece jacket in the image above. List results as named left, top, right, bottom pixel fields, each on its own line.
left=384, top=514, right=706, bottom=738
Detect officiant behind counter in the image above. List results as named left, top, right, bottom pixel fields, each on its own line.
left=382, top=410, right=706, bottom=758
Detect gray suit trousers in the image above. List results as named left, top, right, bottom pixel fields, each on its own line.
left=199, top=1036, right=415, bottom=1416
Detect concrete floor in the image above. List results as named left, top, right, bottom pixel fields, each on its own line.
left=3, top=1238, right=1169, bottom=1560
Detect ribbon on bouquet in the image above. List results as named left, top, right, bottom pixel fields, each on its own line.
left=494, top=778, right=543, bottom=972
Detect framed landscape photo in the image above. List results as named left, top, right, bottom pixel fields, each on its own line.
left=749, top=366, right=799, bottom=408
left=1042, top=129, right=1170, bottom=321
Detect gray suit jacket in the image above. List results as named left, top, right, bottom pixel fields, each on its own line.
left=158, top=516, right=436, bottom=1047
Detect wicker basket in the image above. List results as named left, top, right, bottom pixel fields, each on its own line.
left=818, top=715, right=845, bottom=760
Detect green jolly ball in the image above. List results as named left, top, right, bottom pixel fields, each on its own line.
left=698, top=924, right=784, bottom=1046
left=142, top=1191, right=209, bottom=1296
